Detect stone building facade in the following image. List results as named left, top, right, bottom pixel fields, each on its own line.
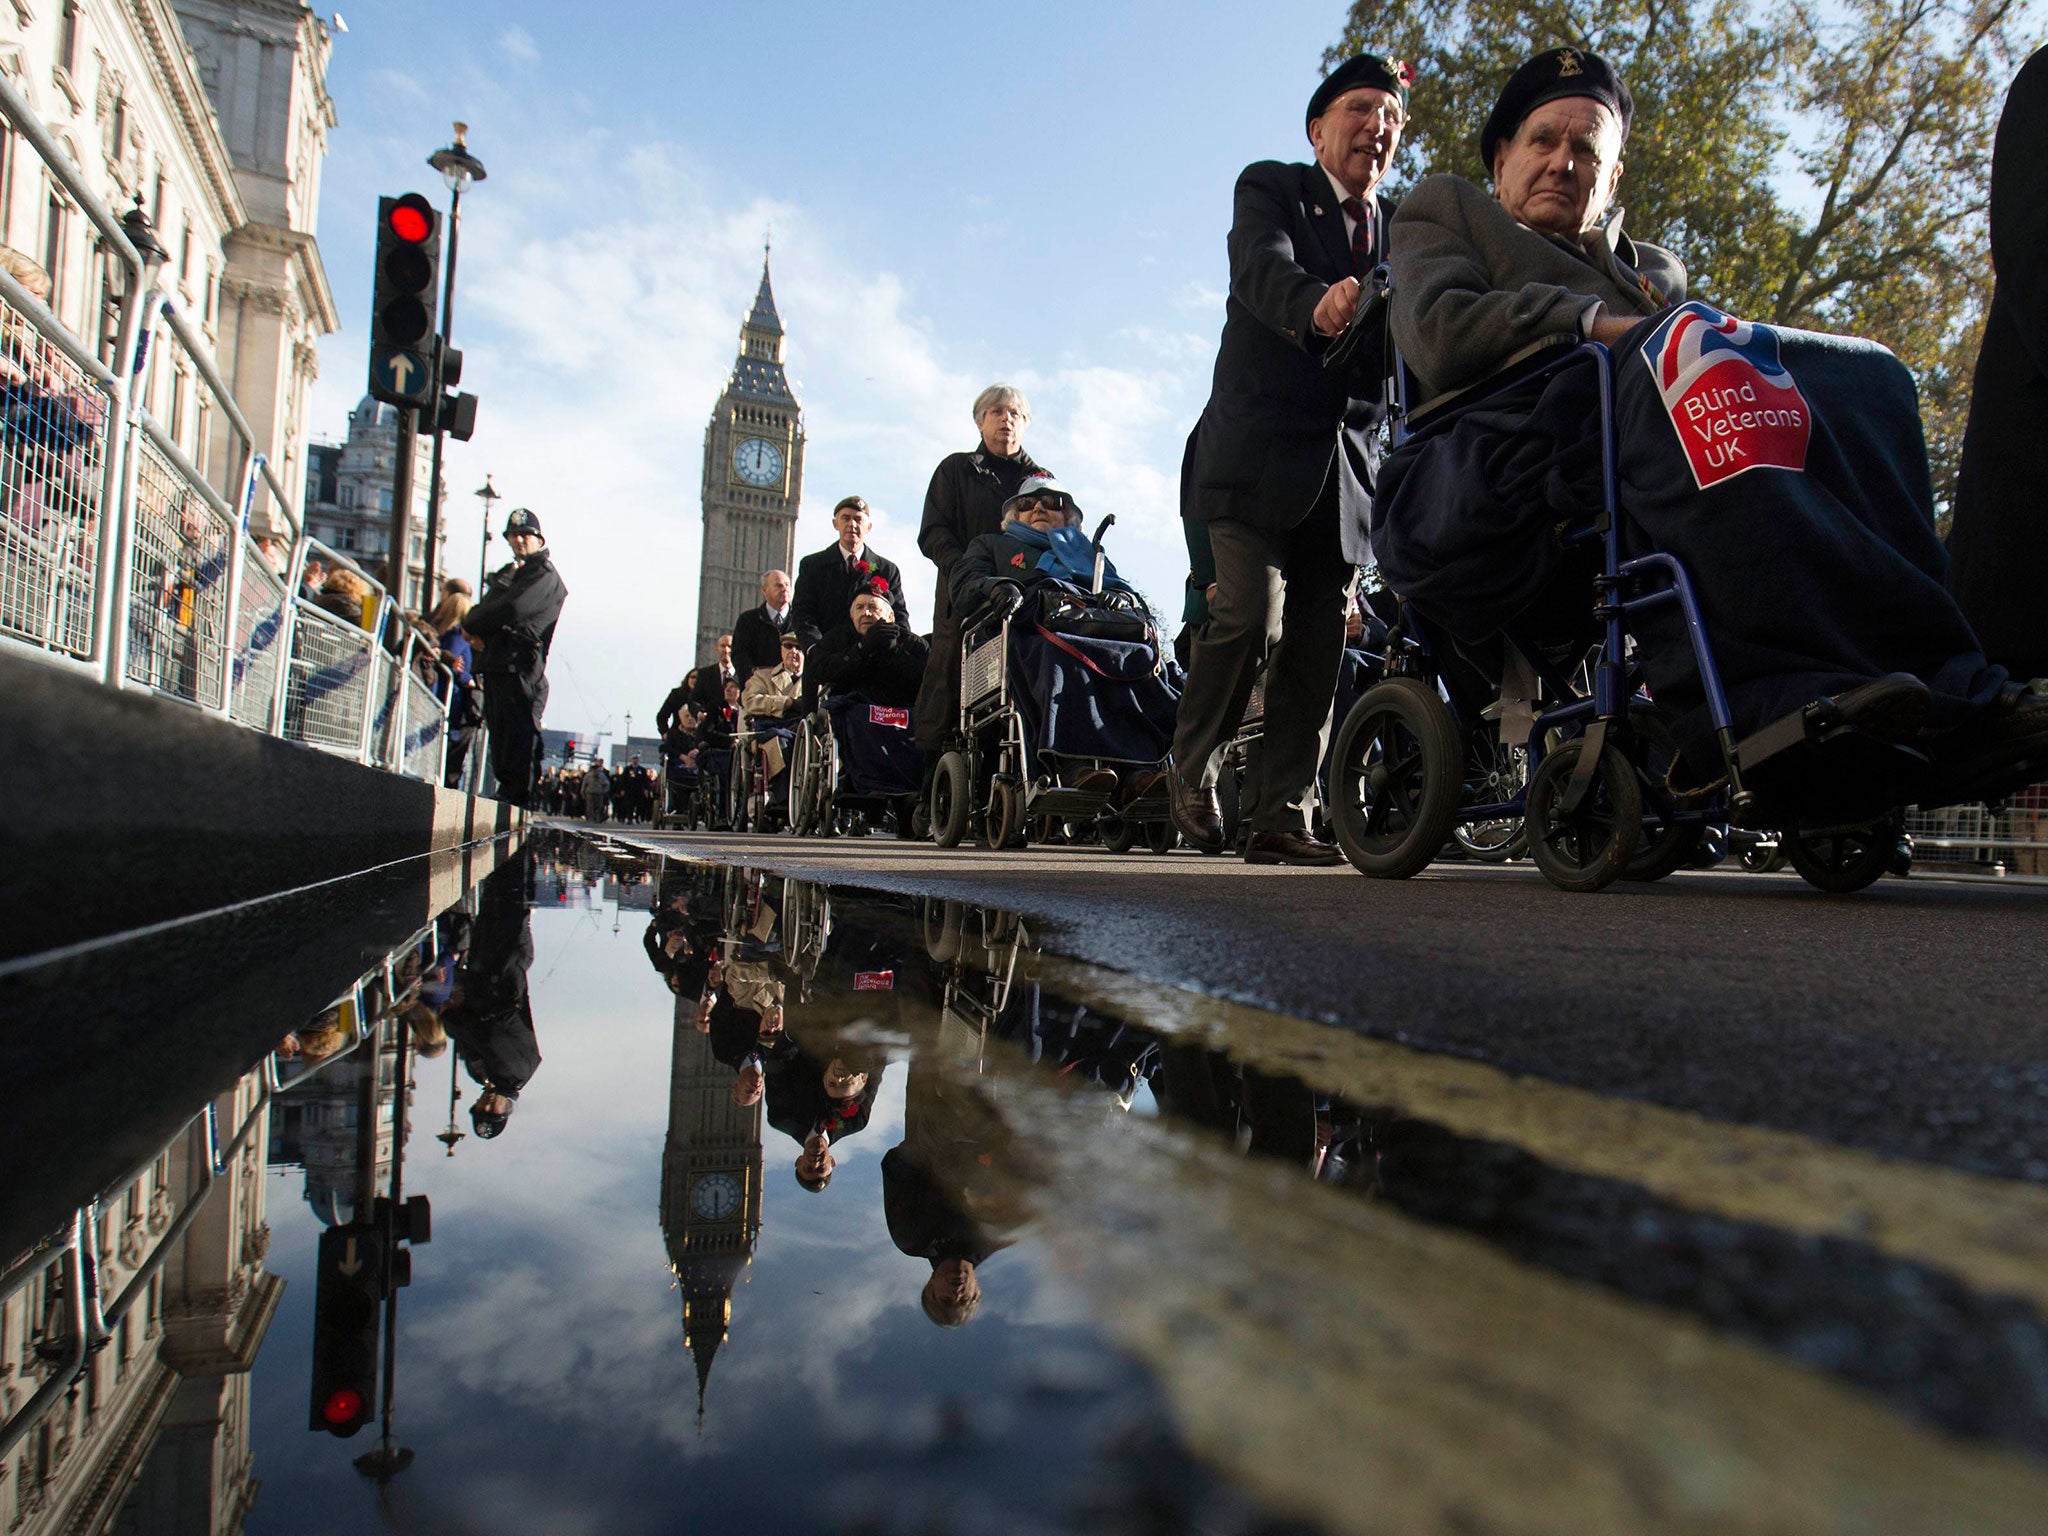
left=0, top=1067, right=279, bottom=1535
left=300, top=393, right=442, bottom=603
left=695, top=256, right=803, bottom=664
left=0, top=0, right=336, bottom=535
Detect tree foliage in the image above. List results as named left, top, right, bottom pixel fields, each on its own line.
left=1330, top=0, right=2039, bottom=506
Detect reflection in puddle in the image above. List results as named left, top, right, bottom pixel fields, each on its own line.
left=7, top=833, right=2048, bottom=1533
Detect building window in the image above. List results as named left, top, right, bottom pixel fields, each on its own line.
left=43, top=193, right=67, bottom=321
left=59, top=3, right=82, bottom=77
left=377, top=489, right=392, bottom=513
left=332, top=525, right=358, bottom=551
left=339, top=485, right=355, bottom=509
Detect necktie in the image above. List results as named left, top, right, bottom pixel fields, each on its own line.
left=1341, top=197, right=1375, bottom=275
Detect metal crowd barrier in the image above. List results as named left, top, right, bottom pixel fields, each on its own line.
left=230, top=535, right=289, bottom=731
left=1904, top=788, right=2048, bottom=876
left=0, top=74, right=457, bottom=786
left=282, top=591, right=378, bottom=760
left=123, top=412, right=235, bottom=709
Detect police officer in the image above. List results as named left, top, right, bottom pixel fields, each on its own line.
left=464, top=507, right=568, bottom=808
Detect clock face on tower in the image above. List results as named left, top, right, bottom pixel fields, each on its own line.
left=732, top=438, right=784, bottom=488
left=690, top=1172, right=743, bottom=1220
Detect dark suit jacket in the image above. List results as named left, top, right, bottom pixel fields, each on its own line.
left=690, top=664, right=738, bottom=716
left=1950, top=44, right=2048, bottom=680
left=730, top=604, right=793, bottom=684
left=1186, top=160, right=1394, bottom=539
left=791, top=543, right=910, bottom=644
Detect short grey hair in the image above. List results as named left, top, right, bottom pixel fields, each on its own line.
left=972, top=384, right=1029, bottom=425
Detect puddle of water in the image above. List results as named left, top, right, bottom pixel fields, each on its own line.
left=5, top=832, right=2048, bottom=1535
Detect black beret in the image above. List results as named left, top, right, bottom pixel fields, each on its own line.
left=1478, top=46, right=1633, bottom=173
left=1306, top=53, right=1415, bottom=135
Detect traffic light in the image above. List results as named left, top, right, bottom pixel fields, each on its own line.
left=367, top=193, right=440, bottom=407
left=308, top=1223, right=382, bottom=1436
left=429, top=338, right=479, bottom=441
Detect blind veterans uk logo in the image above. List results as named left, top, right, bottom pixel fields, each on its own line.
left=1642, top=302, right=1813, bottom=489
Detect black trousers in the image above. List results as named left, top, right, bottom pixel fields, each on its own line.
left=483, top=677, right=543, bottom=808
left=1170, top=485, right=1347, bottom=835
left=913, top=611, right=959, bottom=753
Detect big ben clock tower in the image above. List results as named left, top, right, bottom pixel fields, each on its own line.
left=660, top=988, right=764, bottom=1424
left=695, top=251, right=805, bottom=664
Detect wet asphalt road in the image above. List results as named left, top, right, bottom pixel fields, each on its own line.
left=597, top=828, right=2048, bottom=1185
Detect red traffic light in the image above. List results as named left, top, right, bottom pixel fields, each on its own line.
left=387, top=197, right=433, bottom=244
left=322, top=1388, right=366, bottom=1426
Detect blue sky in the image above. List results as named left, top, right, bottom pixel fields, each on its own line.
left=306, top=0, right=1359, bottom=743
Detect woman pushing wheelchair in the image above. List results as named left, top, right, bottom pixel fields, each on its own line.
left=1370, top=46, right=2048, bottom=839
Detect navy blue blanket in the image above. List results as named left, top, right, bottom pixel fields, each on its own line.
left=1011, top=625, right=1180, bottom=766
left=827, top=693, right=922, bottom=795
left=1373, top=305, right=2004, bottom=759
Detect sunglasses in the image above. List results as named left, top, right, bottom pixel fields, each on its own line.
left=1013, top=496, right=1068, bottom=513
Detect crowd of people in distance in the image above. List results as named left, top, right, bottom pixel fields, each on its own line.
left=535, top=754, right=658, bottom=823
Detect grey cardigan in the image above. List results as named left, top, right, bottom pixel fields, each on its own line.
left=1388, top=173, right=1687, bottom=399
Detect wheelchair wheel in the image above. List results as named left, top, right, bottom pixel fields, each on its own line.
left=922, top=897, right=964, bottom=963
left=1622, top=709, right=1708, bottom=882
left=728, top=748, right=751, bottom=834
left=1101, top=816, right=1140, bottom=853
left=1330, top=678, right=1463, bottom=879
left=932, top=751, right=972, bottom=848
left=1453, top=818, right=1527, bottom=862
left=1784, top=816, right=1899, bottom=894
left=1524, top=736, right=1642, bottom=893
left=1453, top=735, right=1527, bottom=862
left=983, top=779, right=1024, bottom=851
left=1145, top=820, right=1177, bottom=854
left=786, top=731, right=813, bottom=835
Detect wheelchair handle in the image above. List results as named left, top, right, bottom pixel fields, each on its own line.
left=1091, top=513, right=1116, bottom=553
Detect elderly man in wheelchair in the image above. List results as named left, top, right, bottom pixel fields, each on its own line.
left=787, top=588, right=930, bottom=838
left=933, top=475, right=1183, bottom=852
left=1339, top=46, right=2048, bottom=893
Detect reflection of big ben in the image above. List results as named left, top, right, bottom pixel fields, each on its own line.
left=660, top=990, right=764, bottom=1423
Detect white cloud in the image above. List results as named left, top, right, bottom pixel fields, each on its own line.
left=498, top=25, right=541, bottom=64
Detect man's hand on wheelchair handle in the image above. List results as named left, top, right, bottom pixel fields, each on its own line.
left=1313, top=277, right=1362, bottom=338
left=988, top=582, right=1024, bottom=618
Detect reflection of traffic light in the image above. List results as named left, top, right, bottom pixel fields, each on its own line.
left=367, top=193, right=440, bottom=406
left=309, top=1223, right=382, bottom=1436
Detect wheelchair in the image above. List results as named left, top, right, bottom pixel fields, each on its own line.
left=929, top=565, right=1180, bottom=854
left=725, top=711, right=796, bottom=834
left=787, top=690, right=922, bottom=837
left=1215, top=623, right=1387, bottom=854
left=652, top=751, right=703, bottom=831
left=1334, top=332, right=1960, bottom=895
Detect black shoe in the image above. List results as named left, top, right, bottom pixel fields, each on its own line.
left=1809, top=673, right=1931, bottom=743
left=1243, top=830, right=1344, bottom=866
left=1922, top=682, right=2048, bottom=805
left=1167, top=772, right=1224, bottom=854
left=1070, top=767, right=1120, bottom=799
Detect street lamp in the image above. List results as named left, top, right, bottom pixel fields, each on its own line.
left=419, top=123, right=488, bottom=604
left=473, top=474, right=500, bottom=590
